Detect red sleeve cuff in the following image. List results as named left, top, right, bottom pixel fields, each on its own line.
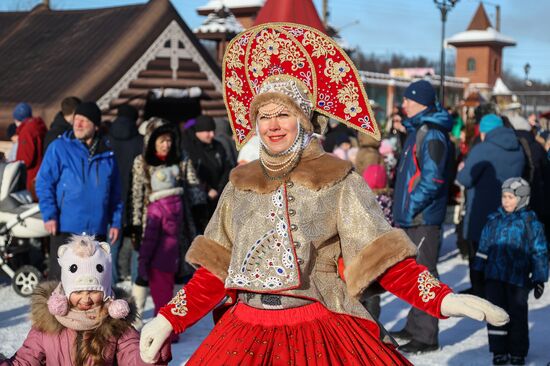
left=379, top=258, right=453, bottom=319
left=159, top=267, right=227, bottom=334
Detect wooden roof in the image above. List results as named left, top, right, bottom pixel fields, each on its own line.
left=0, top=0, right=225, bottom=135
left=467, top=3, right=492, bottom=31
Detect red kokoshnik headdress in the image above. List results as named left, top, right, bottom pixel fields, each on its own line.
left=222, top=22, right=380, bottom=150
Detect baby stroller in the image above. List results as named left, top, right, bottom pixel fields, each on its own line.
left=0, top=161, right=48, bottom=296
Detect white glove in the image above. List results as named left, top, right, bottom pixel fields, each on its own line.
left=139, top=314, right=173, bottom=364
left=441, top=293, right=509, bottom=327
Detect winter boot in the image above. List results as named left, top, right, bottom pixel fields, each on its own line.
left=132, top=283, right=149, bottom=330
left=510, top=356, right=525, bottom=365
left=492, top=353, right=509, bottom=365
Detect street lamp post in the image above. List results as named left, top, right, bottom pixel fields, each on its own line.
left=434, top=0, right=459, bottom=108
left=524, top=62, right=533, bottom=87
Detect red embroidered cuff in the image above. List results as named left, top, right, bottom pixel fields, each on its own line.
left=159, top=267, right=227, bottom=334
left=379, top=258, right=453, bottom=319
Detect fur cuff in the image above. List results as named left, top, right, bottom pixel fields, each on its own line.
left=344, top=229, right=417, bottom=298
left=186, top=236, right=232, bottom=282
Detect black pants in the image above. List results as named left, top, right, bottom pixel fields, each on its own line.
left=467, top=240, right=485, bottom=297
left=485, top=279, right=530, bottom=357
left=48, top=232, right=107, bottom=281
left=403, top=225, right=441, bottom=346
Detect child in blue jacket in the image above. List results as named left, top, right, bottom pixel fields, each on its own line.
left=473, top=177, right=548, bottom=366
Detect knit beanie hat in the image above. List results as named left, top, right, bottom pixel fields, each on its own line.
left=502, top=177, right=530, bottom=211
left=58, top=235, right=113, bottom=299
left=13, top=102, right=32, bottom=122
left=149, top=165, right=183, bottom=202
left=403, top=80, right=436, bottom=107
left=362, top=164, right=387, bottom=190
left=479, top=114, right=503, bottom=133
left=75, top=102, right=102, bottom=126
left=117, top=104, right=138, bottom=122
left=194, top=115, right=216, bottom=132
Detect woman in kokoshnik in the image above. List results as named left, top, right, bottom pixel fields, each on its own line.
left=139, top=23, right=509, bottom=365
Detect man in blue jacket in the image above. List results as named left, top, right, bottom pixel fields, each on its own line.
left=36, top=101, right=123, bottom=281
left=391, top=80, right=453, bottom=353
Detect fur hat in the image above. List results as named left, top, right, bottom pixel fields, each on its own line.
left=502, top=177, right=530, bottom=211
left=404, top=80, right=436, bottom=107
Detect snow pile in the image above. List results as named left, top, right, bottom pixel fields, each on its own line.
left=1, top=228, right=548, bottom=365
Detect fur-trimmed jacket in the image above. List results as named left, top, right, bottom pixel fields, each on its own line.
left=158, top=139, right=453, bottom=336
left=2, top=282, right=170, bottom=366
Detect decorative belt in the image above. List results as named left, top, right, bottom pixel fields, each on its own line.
left=237, top=292, right=314, bottom=310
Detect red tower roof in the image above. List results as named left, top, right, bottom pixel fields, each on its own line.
left=254, top=0, right=325, bottom=33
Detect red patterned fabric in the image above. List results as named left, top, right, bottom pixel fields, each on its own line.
left=158, top=267, right=226, bottom=334
left=379, top=258, right=453, bottom=319
left=186, top=302, right=412, bottom=366
left=223, top=23, right=380, bottom=149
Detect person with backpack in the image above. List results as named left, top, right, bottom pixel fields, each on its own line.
left=391, top=80, right=454, bottom=353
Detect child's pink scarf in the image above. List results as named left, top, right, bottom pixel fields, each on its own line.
left=53, top=284, right=106, bottom=331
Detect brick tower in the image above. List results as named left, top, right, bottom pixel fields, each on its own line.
left=447, top=3, right=515, bottom=89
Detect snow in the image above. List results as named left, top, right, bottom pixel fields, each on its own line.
left=194, top=6, right=243, bottom=35
left=1, top=226, right=549, bottom=365
left=446, top=27, right=516, bottom=46
left=197, top=0, right=265, bottom=12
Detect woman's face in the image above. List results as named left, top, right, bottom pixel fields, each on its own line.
left=257, top=103, right=299, bottom=154
left=69, top=290, right=103, bottom=311
left=155, top=133, right=173, bottom=156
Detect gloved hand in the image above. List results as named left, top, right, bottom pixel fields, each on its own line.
left=440, top=293, right=509, bottom=327
left=140, top=314, right=173, bottom=364
left=534, top=282, right=544, bottom=299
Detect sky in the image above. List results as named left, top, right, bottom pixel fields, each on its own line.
left=2, top=0, right=549, bottom=82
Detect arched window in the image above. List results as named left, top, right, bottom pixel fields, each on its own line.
left=467, top=57, right=476, bottom=72
left=494, top=59, right=499, bottom=73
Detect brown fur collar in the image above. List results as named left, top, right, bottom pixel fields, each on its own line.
left=186, top=236, right=232, bottom=282
left=230, top=139, right=353, bottom=193
left=344, top=229, right=417, bottom=298
left=31, top=281, right=136, bottom=335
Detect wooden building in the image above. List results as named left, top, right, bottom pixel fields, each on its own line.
left=0, top=0, right=225, bottom=138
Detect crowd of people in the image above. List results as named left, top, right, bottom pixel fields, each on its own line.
left=1, top=23, right=549, bottom=366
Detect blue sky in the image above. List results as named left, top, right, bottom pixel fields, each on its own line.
left=3, top=0, right=549, bottom=82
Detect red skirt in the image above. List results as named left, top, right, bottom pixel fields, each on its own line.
left=187, top=302, right=412, bottom=366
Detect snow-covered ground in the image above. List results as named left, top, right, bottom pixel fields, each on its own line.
left=1, top=227, right=549, bottom=365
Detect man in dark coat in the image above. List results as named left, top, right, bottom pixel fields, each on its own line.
left=181, top=115, right=232, bottom=233
left=108, top=104, right=143, bottom=282
left=43, top=97, right=81, bottom=152
left=457, top=113, right=525, bottom=297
